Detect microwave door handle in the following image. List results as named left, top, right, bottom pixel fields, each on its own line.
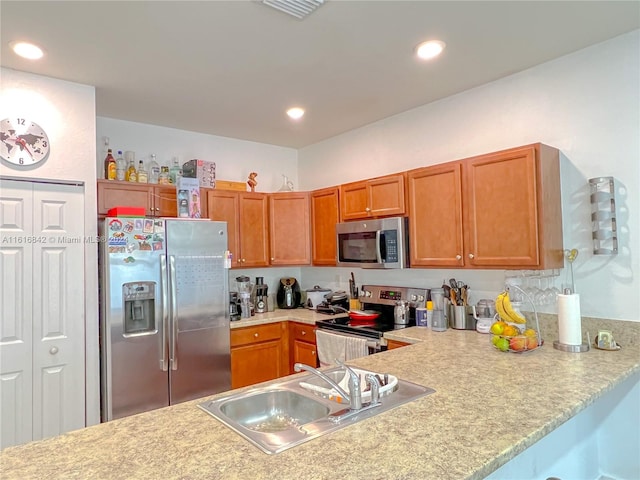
left=376, top=230, right=385, bottom=263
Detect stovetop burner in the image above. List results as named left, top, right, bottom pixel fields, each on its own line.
left=315, top=284, right=428, bottom=340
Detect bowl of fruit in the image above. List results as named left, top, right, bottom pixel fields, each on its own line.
left=490, top=290, right=543, bottom=353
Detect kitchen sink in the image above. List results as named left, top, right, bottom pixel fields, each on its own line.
left=219, top=389, right=331, bottom=432
left=198, top=366, right=435, bottom=454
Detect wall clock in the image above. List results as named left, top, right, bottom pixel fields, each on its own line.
left=0, top=117, right=50, bottom=166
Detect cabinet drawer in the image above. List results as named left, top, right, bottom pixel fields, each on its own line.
left=291, top=322, right=316, bottom=343
left=231, top=322, right=282, bottom=347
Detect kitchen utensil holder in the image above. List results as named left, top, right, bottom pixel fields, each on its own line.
left=589, top=176, right=618, bottom=255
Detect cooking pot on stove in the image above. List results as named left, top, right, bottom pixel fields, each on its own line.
left=305, top=286, right=331, bottom=309
left=324, top=290, right=349, bottom=310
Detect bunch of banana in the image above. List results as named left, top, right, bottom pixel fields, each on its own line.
left=495, top=291, right=527, bottom=324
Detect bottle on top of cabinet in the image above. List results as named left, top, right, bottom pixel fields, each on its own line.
left=148, top=154, right=160, bottom=184
left=137, top=160, right=148, bottom=183
left=115, top=150, right=126, bottom=181
left=169, top=157, right=182, bottom=184
left=104, top=149, right=116, bottom=180
left=159, top=166, right=170, bottom=184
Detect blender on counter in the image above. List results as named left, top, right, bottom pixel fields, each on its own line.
left=236, top=276, right=254, bottom=318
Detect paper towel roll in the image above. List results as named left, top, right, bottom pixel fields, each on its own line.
left=557, top=293, right=582, bottom=345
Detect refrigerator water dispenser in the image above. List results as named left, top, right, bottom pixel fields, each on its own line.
left=123, top=282, right=156, bottom=335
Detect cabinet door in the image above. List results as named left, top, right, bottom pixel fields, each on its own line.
left=311, top=187, right=340, bottom=266
left=97, top=181, right=152, bottom=216
left=368, top=174, right=405, bottom=217
left=269, top=192, right=310, bottom=266
left=340, top=181, right=369, bottom=220
left=154, top=186, right=177, bottom=217
left=293, top=341, right=318, bottom=369
left=464, top=146, right=540, bottom=267
left=408, top=163, right=465, bottom=267
left=386, top=340, right=410, bottom=350
left=238, top=193, right=270, bottom=267
left=231, top=340, right=284, bottom=389
left=207, top=190, right=239, bottom=267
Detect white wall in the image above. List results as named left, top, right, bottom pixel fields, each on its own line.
left=96, top=117, right=299, bottom=193
left=298, top=30, right=640, bottom=322
left=0, top=67, right=100, bottom=425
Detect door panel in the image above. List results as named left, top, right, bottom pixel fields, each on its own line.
left=0, top=180, right=33, bottom=448
left=32, top=183, right=85, bottom=439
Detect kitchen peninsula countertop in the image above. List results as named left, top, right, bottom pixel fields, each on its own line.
left=2, top=315, right=638, bottom=480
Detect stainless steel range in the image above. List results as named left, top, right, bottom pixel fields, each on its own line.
left=315, top=285, right=429, bottom=348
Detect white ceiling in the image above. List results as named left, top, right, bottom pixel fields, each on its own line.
left=1, top=1, right=638, bottom=148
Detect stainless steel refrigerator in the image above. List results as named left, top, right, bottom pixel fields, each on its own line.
left=100, top=217, right=230, bottom=421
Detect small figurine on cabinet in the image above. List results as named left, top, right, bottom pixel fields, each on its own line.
left=247, top=172, right=258, bottom=192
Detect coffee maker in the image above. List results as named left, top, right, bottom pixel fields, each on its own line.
left=277, top=277, right=301, bottom=309
left=253, top=277, right=268, bottom=313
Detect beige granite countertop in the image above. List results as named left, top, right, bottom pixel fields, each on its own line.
left=228, top=307, right=346, bottom=328
left=2, top=315, right=638, bottom=480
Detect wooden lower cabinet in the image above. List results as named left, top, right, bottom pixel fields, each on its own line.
left=289, top=322, right=318, bottom=371
left=230, top=322, right=289, bottom=389
left=386, top=340, right=410, bottom=350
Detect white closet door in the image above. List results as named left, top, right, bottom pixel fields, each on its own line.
left=0, top=179, right=34, bottom=448
left=31, top=183, right=85, bottom=440
left=0, top=179, right=85, bottom=448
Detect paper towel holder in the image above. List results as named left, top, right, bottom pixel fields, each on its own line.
left=553, top=331, right=590, bottom=352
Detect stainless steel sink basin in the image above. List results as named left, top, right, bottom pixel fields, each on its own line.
left=198, top=366, right=435, bottom=454
left=219, top=389, right=331, bottom=432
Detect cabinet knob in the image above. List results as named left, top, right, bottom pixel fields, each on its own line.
left=254, top=333, right=259, bottom=338
left=49, top=346, right=59, bottom=355
left=365, top=207, right=371, bottom=212
left=456, top=255, right=462, bottom=260
left=271, top=257, right=275, bottom=261
left=301, top=330, right=306, bottom=335
left=468, top=253, right=475, bottom=259
left=312, top=351, right=316, bottom=356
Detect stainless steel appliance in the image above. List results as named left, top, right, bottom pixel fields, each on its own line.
left=253, top=276, right=268, bottom=313
left=100, top=217, right=231, bottom=421
left=315, top=285, right=428, bottom=351
left=277, top=277, right=301, bottom=309
left=336, top=217, right=409, bottom=269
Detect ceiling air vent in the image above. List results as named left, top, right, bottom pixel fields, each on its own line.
left=261, top=0, right=325, bottom=19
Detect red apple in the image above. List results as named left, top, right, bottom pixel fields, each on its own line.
left=509, top=336, right=527, bottom=352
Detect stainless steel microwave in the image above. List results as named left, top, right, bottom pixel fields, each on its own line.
left=336, top=217, right=409, bottom=269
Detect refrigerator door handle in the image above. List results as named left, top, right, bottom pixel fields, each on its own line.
left=159, top=254, right=169, bottom=371
left=169, top=254, right=178, bottom=371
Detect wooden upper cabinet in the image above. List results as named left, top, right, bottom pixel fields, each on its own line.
left=310, top=187, right=340, bottom=266
left=97, top=180, right=178, bottom=217
left=238, top=192, right=270, bottom=267
left=206, top=190, right=240, bottom=267
left=269, top=192, right=311, bottom=266
left=408, top=162, right=465, bottom=267
left=463, top=143, right=563, bottom=269
left=340, top=173, right=406, bottom=220
left=407, top=143, right=563, bottom=269
left=206, top=190, right=269, bottom=268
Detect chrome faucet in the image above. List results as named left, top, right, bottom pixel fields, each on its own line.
left=294, top=361, right=362, bottom=410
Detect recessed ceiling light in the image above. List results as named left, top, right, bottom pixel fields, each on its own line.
left=415, top=40, right=445, bottom=60
left=287, top=107, right=305, bottom=120
left=10, top=41, right=44, bottom=60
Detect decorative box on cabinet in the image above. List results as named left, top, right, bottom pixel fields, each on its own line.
left=310, top=187, right=340, bottom=266
left=230, top=322, right=289, bottom=389
left=289, top=322, right=318, bottom=371
left=340, top=173, right=406, bottom=220
left=407, top=143, right=563, bottom=269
